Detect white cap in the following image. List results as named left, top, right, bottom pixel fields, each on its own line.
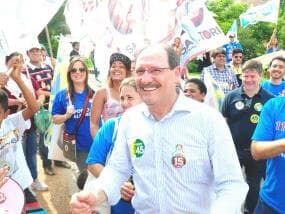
left=228, top=32, right=236, bottom=37
left=27, top=41, right=41, bottom=51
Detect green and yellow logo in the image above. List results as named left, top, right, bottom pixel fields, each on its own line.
left=131, top=139, right=145, bottom=158
left=250, top=114, right=259, bottom=124
left=254, top=103, right=263, bottom=112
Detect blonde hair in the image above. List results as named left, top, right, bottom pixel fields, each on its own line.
left=119, top=77, right=137, bottom=92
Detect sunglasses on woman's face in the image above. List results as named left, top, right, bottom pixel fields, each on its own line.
left=70, top=67, right=86, bottom=73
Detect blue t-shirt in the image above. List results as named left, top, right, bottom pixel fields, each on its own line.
left=86, top=118, right=134, bottom=214
left=252, top=97, right=285, bottom=213
left=223, top=41, right=242, bottom=63
left=261, top=80, right=285, bottom=96
left=51, top=89, right=93, bottom=151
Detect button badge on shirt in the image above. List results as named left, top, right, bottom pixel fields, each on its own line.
left=131, top=139, right=145, bottom=158
left=172, top=144, right=186, bottom=168
left=235, top=101, right=244, bottom=110
left=254, top=102, right=262, bottom=112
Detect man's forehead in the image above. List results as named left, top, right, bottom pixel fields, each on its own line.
left=271, top=59, right=285, bottom=65
left=136, top=46, right=168, bottom=67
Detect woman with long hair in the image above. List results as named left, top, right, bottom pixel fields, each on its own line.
left=90, top=53, right=131, bottom=138
left=51, top=57, right=94, bottom=172
left=86, top=77, right=141, bottom=214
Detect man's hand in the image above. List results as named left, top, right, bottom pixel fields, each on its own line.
left=70, top=191, right=97, bottom=214
left=9, top=56, right=22, bottom=81
left=120, top=181, right=135, bottom=202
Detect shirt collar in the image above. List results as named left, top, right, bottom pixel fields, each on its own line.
left=241, top=86, right=262, bottom=98
left=26, top=62, right=45, bottom=70
left=140, top=92, right=200, bottom=121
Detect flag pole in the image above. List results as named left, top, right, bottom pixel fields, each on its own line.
left=45, top=26, right=53, bottom=58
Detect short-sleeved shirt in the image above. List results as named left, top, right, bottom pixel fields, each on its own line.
left=51, top=89, right=93, bottom=152
left=261, top=80, right=285, bottom=96
left=26, top=62, right=53, bottom=108
left=252, top=97, right=285, bottom=213
left=221, top=87, right=273, bottom=155
left=223, top=41, right=242, bottom=63
left=0, top=112, right=32, bottom=189
left=86, top=118, right=134, bottom=214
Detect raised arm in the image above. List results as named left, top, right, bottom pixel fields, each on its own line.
left=9, top=57, right=39, bottom=120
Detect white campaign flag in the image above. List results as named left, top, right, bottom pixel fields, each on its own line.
left=0, top=0, right=64, bottom=53
left=64, top=0, right=188, bottom=81
left=240, top=0, right=280, bottom=28
left=180, top=1, right=227, bottom=66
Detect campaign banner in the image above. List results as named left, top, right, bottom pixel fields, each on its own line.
left=180, top=2, right=227, bottom=66
left=240, top=0, right=280, bottom=28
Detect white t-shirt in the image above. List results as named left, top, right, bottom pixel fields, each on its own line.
left=0, top=111, right=32, bottom=189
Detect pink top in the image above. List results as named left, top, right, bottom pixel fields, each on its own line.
left=102, top=88, right=123, bottom=121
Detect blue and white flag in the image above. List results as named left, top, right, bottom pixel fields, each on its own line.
left=227, top=20, right=238, bottom=39
left=240, top=0, right=280, bottom=28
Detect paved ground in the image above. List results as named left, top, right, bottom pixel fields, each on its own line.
left=34, top=157, right=79, bottom=214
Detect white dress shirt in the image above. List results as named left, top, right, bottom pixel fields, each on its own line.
left=94, top=93, right=248, bottom=214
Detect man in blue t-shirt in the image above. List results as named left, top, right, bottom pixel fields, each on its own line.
left=261, top=56, right=285, bottom=96
left=251, top=97, right=285, bottom=213
left=223, top=32, right=242, bottom=63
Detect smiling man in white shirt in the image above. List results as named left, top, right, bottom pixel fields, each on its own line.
left=70, top=44, right=248, bottom=214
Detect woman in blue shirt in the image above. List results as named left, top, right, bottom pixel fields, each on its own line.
left=52, top=57, right=94, bottom=173
left=86, top=77, right=141, bottom=214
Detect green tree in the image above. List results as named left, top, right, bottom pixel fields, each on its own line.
left=38, top=1, right=70, bottom=57
left=207, top=0, right=284, bottom=61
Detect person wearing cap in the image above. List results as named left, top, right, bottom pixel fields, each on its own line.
left=90, top=53, right=132, bottom=138
left=200, top=48, right=239, bottom=94
left=221, top=60, right=274, bottom=213
left=70, top=44, right=248, bottom=214
left=26, top=42, right=72, bottom=178
left=223, top=32, right=243, bottom=63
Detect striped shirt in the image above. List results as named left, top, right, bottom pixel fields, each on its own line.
left=201, top=64, right=239, bottom=94
left=95, top=93, right=248, bottom=213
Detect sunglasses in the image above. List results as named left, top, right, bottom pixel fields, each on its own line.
left=70, top=67, right=86, bottom=73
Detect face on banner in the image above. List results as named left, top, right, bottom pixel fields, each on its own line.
left=180, top=2, right=227, bottom=65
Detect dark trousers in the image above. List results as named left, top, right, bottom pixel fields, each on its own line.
left=38, top=131, right=52, bottom=168
left=253, top=198, right=278, bottom=214
left=239, top=151, right=266, bottom=213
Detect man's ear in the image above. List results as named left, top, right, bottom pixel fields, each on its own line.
left=174, top=66, right=182, bottom=77
left=4, top=109, right=10, bottom=119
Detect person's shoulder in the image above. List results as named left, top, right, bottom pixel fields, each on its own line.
left=95, top=87, right=107, bottom=95
left=260, top=87, right=274, bottom=98
left=265, top=96, right=285, bottom=109
left=103, top=117, right=117, bottom=127
left=226, top=87, right=241, bottom=97
left=56, top=89, right=67, bottom=96
left=261, top=80, right=270, bottom=86
left=5, top=111, right=24, bottom=127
